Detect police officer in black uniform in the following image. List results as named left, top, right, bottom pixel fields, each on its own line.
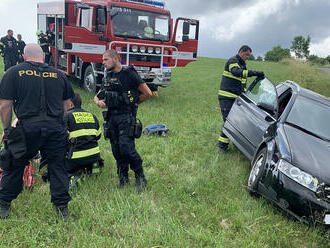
left=94, top=49, right=152, bottom=190
left=0, top=29, right=19, bottom=71
left=17, top=34, right=26, bottom=63
left=0, top=44, right=74, bottom=220
left=65, top=93, right=102, bottom=187
left=217, top=45, right=264, bottom=153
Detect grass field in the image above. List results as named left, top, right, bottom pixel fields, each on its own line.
left=0, top=58, right=330, bottom=248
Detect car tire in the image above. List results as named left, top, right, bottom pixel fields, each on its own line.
left=83, top=65, right=96, bottom=92
left=247, top=147, right=266, bottom=195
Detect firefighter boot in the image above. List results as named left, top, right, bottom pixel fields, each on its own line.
left=118, top=170, right=130, bottom=189
left=55, top=204, right=70, bottom=221
left=0, top=199, right=11, bottom=219
left=135, top=170, right=147, bottom=192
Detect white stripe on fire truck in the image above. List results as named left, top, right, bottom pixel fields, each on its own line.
left=172, top=51, right=195, bottom=60
left=62, top=43, right=106, bottom=54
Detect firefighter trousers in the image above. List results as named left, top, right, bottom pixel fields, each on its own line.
left=218, top=98, right=235, bottom=149
left=0, top=121, right=71, bottom=206
left=106, top=113, right=143, bottom=177
left=3, top=55, right=18, bottom=71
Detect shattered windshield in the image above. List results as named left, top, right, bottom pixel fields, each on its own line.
left=286, top=96, right=330, bottom=141
left=110, top=6, right=170, bottom=41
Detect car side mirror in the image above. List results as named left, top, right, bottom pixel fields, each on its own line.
left=183, top=22, right=190, bottom=35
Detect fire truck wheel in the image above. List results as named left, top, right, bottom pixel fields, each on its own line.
left=83, top=65, right=96, bottom=92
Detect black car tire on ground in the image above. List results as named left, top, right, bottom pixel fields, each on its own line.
left=247, top=147, right=266, bottom=195
left=83, top=65, right=96, bottom=92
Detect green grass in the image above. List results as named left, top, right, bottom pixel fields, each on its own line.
left=0, top=58, right=330, bottom=247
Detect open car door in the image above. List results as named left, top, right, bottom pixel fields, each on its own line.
left=223, top=77, right=279, bottom=160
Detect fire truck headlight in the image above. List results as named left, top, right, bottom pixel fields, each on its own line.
left=148, top=47, right=154, bottom=54
left=140, top=46, right=146, bottom=53
left=132, top=46, right=138, bottom=53
left=155, top=48, right=161, bottom=54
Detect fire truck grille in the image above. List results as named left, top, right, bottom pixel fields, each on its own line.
left=122, top=48, right=161, bottom=63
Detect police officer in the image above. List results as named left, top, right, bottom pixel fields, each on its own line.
left=0, top=29, right=19, bottom=71
left=17, top=34, right=26, bottom=63
left=37, top=30, right=51, bottom=64
left=94, top=49, right=152, bottom=190
left=217, top=45, right=264, bottom=153
left=0, top=44, right=74, bottom=220
left=65, top=93, right=102, bottom=188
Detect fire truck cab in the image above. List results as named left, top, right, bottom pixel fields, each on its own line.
left=37, top=0, right=199, bottom=92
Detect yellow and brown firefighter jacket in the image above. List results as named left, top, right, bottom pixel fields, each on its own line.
left=64, top=108, right=101, bottom=160
left=218, top=54, right=250, bottom=100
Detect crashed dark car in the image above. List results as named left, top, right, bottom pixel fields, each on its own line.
left=223, top=77, right=330, bottom=225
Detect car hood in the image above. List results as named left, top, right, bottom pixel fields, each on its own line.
left=283, top=124, right=330, bottom=182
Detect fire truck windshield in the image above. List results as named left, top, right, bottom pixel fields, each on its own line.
left=110, top=7, right=170, bottom=41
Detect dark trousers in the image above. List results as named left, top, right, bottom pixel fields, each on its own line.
left=66, top=154, right=100, bottom=175
left=106, top=113, right=143, bottom=177
left=218, top=98, right=235, bottom=149
left=0, top=121, right=71, bottom=206
left=4, top=56, right=17, bottom=71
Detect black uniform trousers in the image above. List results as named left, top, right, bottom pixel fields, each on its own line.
left=218, top=98, right=235, bottom=149
left=66, top=154, right=100, bottom=175
left=0, top=121, right=71, bottom=206
left=106, top=113, right=143, bottom=176
left=3, top=55, right=18, bottom=71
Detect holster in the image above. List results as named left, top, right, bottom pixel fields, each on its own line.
left=5, top=126, right=27, bottom=159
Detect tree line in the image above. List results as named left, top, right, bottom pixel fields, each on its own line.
left=248, top=35, right=330, bottom=65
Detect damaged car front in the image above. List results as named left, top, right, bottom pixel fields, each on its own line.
left=262, top=92, right=330, bottom=225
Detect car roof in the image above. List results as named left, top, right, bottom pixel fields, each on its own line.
left=277, top=81, right=330, bottom=107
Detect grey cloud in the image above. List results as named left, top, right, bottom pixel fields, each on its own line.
left=165, top=0, right=330, bottom=58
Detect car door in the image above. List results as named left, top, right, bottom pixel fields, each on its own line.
left=223, top=77, right=279, bottom=160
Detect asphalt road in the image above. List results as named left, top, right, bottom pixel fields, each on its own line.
left=319, top=67, right=330, bottom=74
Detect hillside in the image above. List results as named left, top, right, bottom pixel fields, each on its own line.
left=0, top=58, right=330, bottom=247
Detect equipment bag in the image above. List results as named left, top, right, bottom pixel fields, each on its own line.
left=22, top=163, right=35, bottom=190
left=134, top=118, right=143, bottom=139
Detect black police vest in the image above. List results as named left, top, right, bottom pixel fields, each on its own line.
left=102, top=67, right=139, bottom=113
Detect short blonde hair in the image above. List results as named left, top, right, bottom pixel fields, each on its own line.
left=103, top=49, right=120, bottom=60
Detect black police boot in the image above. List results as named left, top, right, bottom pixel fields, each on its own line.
left=118, top=171, right=130, bottom=189
left=0, top=199, right=11, bottom=219
left=55, top=204, right=70, bottom=221
left=135, top=170, right=147, bottom=192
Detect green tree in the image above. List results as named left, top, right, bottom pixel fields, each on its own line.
left=264, top=46, right=291, bottom=62
left=256, top=56, right=263, bottom=61
left=326, top=55, right=330, bottom=63
left=248, top=54, right=255, bottom=60
left=290, top=35, right=311, bottom=59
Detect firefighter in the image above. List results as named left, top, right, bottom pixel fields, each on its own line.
left=17, top=34, right=26, bottom=63
left=65, top=93, right=103, bottom=190
left=37, top=30, right=50, bottom=64
left=0, top=44, right=74, bottom=220
left=94, top=49, right=152, bottom=190
left=0, top=29, right=19, bottom=71
left=217, top=45, right=264, bottom=153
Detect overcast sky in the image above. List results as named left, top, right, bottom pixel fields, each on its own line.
left=0, top=0, right=329, bottom=59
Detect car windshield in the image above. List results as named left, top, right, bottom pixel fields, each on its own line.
left=110, top=6, right=170, bottom=41
left=286, top=96, right=330, bottom=141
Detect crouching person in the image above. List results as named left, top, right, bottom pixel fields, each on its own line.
left=65, top=93, right=103, bottom=190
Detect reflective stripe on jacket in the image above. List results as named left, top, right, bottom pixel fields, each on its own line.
left=65, top=108, right=101, bottom=159
left=218, top=55, right=248, bottom=99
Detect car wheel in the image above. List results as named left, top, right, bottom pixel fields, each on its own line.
left=83, top=65, right=96, bottom=92
left=248, top=147, right=266, bottom=194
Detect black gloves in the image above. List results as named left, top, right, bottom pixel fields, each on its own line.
left=248, top=70, right=265, bottom=78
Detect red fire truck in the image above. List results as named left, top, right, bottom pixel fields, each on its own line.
left=37, top=0, right=199, bottom=92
